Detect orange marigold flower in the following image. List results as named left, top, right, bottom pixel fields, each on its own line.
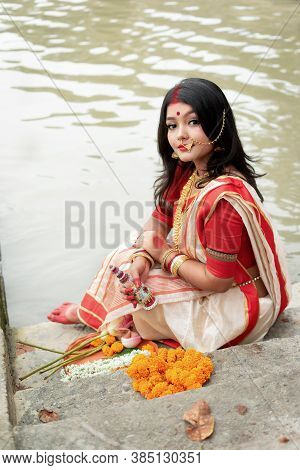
left=174, top=347, right=185, bottom=359
left=141, top=344, right=156, bottom=353
left=133, top=380, right=140, bottom=391
left=148, top=372, right=163, bottom=385
left=140, top=382, right=153, bottom=396
left=157, top=348, right=168, bottom=360
left=131, top=354, right=147, bottom=364
left=167, top=383, right=185, bottom=394
left=127, top=359, right=150, bottom=379
left=110, top=341, right=124, bottom=353
left=182, top=373, right=198, bottom=388
left=105, top=335, right=116, bottom=345
left=102, top=344, right=114, bottom=357
left=126, top=347, right=213, bottom=400
left=90, top=337, right=103, bottom=347
left=147, top=381, right=169, bottom=399
left=167, top=349, right=178, bottom=363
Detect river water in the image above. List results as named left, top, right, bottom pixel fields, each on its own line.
left=0, top=0, right=299, bottom=326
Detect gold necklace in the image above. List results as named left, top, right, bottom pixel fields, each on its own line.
left=173, top=169, right=198, bottom=250
left=172, top=169, right=210, bottom=250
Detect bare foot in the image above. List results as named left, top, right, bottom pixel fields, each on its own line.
left=47, top=302, right=81, bottom=324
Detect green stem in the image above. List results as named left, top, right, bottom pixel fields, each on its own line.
left=43, top=344, right=105, bottom=380
left=19, top=332, right=107, bottom=381
left=17, top=341, right=66, bottom=355
left=40, top=342, right=105, bottom=374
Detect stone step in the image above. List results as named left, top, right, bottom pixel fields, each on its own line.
left=264, top=306, right=300, bottom=340
left=13, top=365, right=300, bottom=450
left=0, top=329, right=15, bottom=450
left=14, top=335, right=300, bottom=427
left=9, top=322, right=94, bottom=389
left=10, top=303, right=300, bottom=391
left=9, top=282, right=300, bottom=450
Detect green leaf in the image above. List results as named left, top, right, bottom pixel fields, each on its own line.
left=115, top=348, right=140, bottom=357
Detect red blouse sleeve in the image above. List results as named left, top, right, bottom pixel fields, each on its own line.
left=205, top=199, right=244, bottom=279
left=152, top=164, right=190, bottom=229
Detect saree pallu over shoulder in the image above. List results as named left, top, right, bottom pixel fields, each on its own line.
left=187, top=175, right=291, bottom=346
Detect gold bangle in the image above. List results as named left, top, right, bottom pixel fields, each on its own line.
left=161, top=248, right=179, bottom=272
left=129, top=249, right=148, bottom=261
left=170, top=255, right=190, bottom=277
left=131, top=253, right=154, bottom=268
left=130, top=252, right=155, bottom=269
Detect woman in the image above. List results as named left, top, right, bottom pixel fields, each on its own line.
left=48, top=78, right=291, bottom=352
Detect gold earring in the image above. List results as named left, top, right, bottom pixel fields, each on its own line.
left=171, top=151, right=179, bottom=159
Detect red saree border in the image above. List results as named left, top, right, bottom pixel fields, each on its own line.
left=78, top=292, right=108, bottom=330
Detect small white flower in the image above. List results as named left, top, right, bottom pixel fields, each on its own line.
left=60, top=349, right=150, bottom=382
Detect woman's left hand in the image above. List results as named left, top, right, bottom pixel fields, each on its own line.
left=137, top=230, right=170, bottom=263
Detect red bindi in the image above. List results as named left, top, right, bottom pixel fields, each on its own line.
left=176, top=111, right=180, bottom=116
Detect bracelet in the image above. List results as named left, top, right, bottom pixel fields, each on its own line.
left=166, top=252, right=178, bottom=273
left=170, top=255, right=190, bottom=277
left=129, top=248, right=149, bottom=259
left=161, top=248, right=179, bottom=272
left=131, top=253, right=155, bottom=268
left=130, top=252, right=155, bottom=269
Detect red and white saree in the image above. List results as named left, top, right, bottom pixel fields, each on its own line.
left=77, top=175, right=291, bottom=353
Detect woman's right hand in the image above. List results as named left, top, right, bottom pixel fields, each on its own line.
left=119, top=256, right=151, bottom=307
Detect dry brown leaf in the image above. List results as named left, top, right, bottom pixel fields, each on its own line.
left=38, top=409, right=59, bottom=423
left=16, top=343, right=34, bottom=356
left=279, top=435, right=289, bottom=443
left=235, top=404, right=248, bottom=415
left=183, top=399, right=214, bottom=441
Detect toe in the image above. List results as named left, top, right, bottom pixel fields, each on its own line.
left=50, top=309, right=60, bottom=315
left=48, top=313, right=58, bottom=322
left=48, top=313, right=68, bottom=324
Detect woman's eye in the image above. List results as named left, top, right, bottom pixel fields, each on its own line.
left=166, top=119, right=200, bottom=130
left=166, top=119, right=199, bottom=130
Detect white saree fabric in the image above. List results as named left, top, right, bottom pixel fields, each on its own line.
left=132, top=293, right=274, bottom=351
left=97, top=177, right=291, bottom=353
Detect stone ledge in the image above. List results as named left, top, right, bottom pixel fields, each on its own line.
left=13, top=368, right=300, bottom=450
left=14, top=336, right=300, bottom=426
left=9, top=322, right=93, bottom=389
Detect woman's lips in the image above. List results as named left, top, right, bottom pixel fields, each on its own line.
left=178, top=145, right=188, bottom=152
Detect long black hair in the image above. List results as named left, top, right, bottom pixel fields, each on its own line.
left=154, top=78, right=265, bottom=215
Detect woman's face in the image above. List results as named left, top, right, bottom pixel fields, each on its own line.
left=166, top=102, right=213, bottom=171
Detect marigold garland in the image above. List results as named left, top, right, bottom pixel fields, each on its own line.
left=126, top=347, right=213, bottom=400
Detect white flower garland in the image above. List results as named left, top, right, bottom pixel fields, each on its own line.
left=60, top=349, right=150, bottom=382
